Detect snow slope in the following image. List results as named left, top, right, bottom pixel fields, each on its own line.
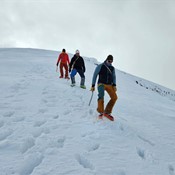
left=0, top=48, right=175, bottom=175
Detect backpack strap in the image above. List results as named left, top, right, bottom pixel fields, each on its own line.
left=71, top=57, right=79, bottom=69
left=104, top=63, right=112, bottom=74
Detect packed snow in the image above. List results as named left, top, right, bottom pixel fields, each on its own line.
left=0, top=48, right=175, bottom=175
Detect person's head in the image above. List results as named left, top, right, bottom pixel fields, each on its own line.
left=106, top=55, right=113, bottom=64
left=62, top=48, right=66, bottom=53
left=75, top=49, right=80, bottom=56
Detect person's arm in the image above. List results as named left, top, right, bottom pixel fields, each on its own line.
left=92, top=64, right=103, bottom=87
left=56, top=54, right=61, bottom=66
left=67, top=54, right=70, bottom=64
left=82, top=58, right=86, bottom=72
left=69, top=56, right=74, bottom=72
left=112, top=68, right=116, bottom=86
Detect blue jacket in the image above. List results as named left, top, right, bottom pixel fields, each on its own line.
left=92, top=61, right=116, bottom=86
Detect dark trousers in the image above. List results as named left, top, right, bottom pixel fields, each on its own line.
left=70, top=69, right=85, bottom=85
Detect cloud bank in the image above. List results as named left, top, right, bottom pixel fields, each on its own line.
left=0, top=0, right=175, bottom=90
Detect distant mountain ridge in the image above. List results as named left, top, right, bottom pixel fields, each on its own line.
left=136, top=79, right=175, bottom=101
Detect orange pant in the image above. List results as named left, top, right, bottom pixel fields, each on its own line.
left=97, top=84, right=118, bottom=114
left=60, top=62, right=69, bottom=78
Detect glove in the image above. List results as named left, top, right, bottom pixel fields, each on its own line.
left=90, top=85, right=95, bottom=91
left=113, top=86, right=117, bottom=92
left=90, top=87, right=95, bottom=91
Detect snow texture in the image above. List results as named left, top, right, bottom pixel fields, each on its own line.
left=0, top=48, right=175, bottom=175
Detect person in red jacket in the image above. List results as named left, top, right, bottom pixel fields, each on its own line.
left=56, top=49, right=70, bottom=79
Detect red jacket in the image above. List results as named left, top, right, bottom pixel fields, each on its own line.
left=57, top=52, right=70, bottom=65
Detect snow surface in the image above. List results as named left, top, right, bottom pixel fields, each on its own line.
left=0, top=48, right=175, bottom=175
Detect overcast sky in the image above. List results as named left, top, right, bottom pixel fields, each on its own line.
left=1, top=0, right=175, bottom=90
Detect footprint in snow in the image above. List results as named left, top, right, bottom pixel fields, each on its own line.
left=136, top=147, right=145, bottom=159
left=169, top=164, right=175, bottom=175
left=89, top=109, right=93, bottom=115
left=31, top=128, right=43, bottom=138
left=63, top=110, right=71, bottom=115
left=0, top=129, right=13, bottom=141
left=46, top=95, right=55, bottom=99
left=0, top=120, right=4, bottom=128
left=118, top=171, right=126, bottom=175
left=19, top=153, right=43, bottom=175
left=5, top=94, right=14, bottom=98
left=56, top=137, right=65, bottom=148
left=10, top=83, right=20, bottom=93
left=45, top=136, right=65, bottom=149
left=3, top=111, right=15, bottom=118
left=42, top=99, right=48, bottom=104
left=38, top=108, right=48, bottom=114
left=42, top=127, right=50, bottom=135
left=12, top=116, right=25, bottom=122
left=34, top=120, right=46, bottom=127
left=53, top=114, right=59, bottom=119
left=81, top=131, right=96, bottom=138
left=75, top=154, right=94, bottom=170
left=20, top=137, right=35, bottom=154
left=42, top=91, right=48, bottom=95
left=87, top=143, right=100, bottom=152
left=18, top=92, right=28, bottom=96
left=20, top=79, right=26, bottom=83
left=119, top=124, right=124, bottom=131
left=103, top=169, right=126, bottom=175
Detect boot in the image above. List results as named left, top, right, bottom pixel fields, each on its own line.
left=80, top=78, right=86, bottom=89
left=71, top=77, right=75, bottom=86
left=98, top=113, right=103, bottom=119
left=103, top=113, right=114, bottom=121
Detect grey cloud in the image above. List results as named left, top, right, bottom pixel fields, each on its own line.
left=0, top=0, right=175, bottom=90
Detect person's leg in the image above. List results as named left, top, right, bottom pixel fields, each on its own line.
left=64, top=64, right=69, bottom=78
left=70, top=69, right=77, bottom=84
left=104, top=85, right=118, bottom=114
left=80, top=78, right=85, bottom=86
left=59, top=63, right=64, bottom=77
left=97, top=84, right=105, bottom=114
left=71, top=77, right=75, bottom=84
left=77, top=70, right=86, bottom=87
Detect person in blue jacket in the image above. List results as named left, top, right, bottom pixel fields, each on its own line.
left=90, top=55, right=118, bottom=121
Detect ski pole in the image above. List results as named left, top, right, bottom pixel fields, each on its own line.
left=88, top=91, right=94, bottom=106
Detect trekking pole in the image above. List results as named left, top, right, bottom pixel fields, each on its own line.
left=56, top=66, right=58, bottom=72
left=88, top=91, right=94, bottom=106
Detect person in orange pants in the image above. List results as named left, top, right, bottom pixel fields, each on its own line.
left=56, top=49, right=70, bottom=79
left=90, top=55, right=118, bottom=121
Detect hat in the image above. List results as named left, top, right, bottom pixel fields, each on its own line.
left=62, top=48, right=66, bottom=52
left=75, top=49, right=80, bottom=54
left=106, top=55, right=113, bottom=61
